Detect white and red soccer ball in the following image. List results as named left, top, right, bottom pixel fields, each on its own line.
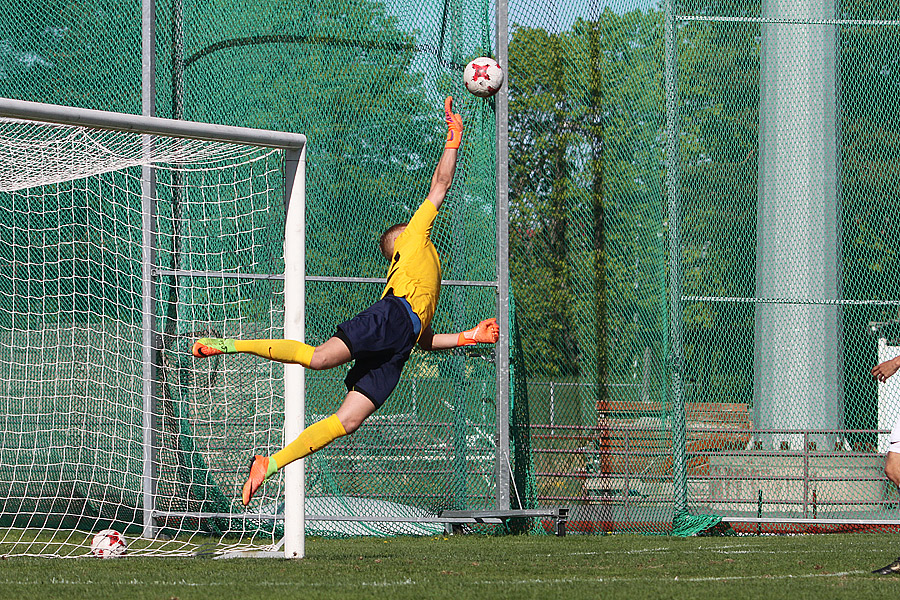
left=464, top=57, right=504, bottom=98
left=90, top=529, right=127, bottom=558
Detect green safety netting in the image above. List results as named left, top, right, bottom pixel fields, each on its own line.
left=2, top=0, right=900, bottom=556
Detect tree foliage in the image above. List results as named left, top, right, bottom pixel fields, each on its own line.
left=508, top=9, right=667, bottom=408
left=6, top=0, right=900, bottom=433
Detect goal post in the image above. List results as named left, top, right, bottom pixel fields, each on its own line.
left=0, top=97, right=307, bottom=558
left=282, top=146, right=306, bottom=559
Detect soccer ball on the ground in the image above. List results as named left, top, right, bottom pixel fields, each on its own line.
left=464, top=57, right=504, bottom=98
left=90, top=529, right=127, bottom=558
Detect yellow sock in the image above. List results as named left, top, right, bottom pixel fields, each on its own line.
left=271, top=414, right=347, bottom=469
left=233, top=339, right=314, bottom=366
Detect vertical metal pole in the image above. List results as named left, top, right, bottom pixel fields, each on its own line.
left=664, top=0, right=687, bottom=517
left=803, top=430, right=809, bottom=517
left=550, top=382, right=555, bottom=436
left=494, top=0, right=511, bottom=511
left=162, top=0, right=184, bottom=351
left=282, top=146, right=306, bottom=558
left=141, top=0, right=158, bottom=539
left=624, top=432, right=631, bottom=520
left=445, top=0, right=470, bottom=512
left=141, top=1, right=156, bottom=120
left=171, top=0, right=184, bottom=121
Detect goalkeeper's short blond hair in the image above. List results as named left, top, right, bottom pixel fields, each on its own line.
left=379, top=222, right=407, bottom=260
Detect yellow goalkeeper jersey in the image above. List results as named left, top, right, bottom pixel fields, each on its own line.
left=382, top=199, right=441, bottom=336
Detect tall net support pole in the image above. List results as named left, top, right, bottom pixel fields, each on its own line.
left=495, top=0, right=511, bottom=512
left=283, top=146, right=306, bottom=559
left=754, top=0, right=842, bottom=452
left=141, top=0, right=158, bottom=540
left=665, top=0, right=687, bottom=517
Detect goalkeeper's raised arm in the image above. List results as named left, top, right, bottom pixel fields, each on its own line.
left=424, top=96, right=462, bottom=211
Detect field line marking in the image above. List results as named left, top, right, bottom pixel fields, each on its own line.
left=0, top=578, right=420, bottom=588
left=670, top=570, right=867, bottom=582
left=0, top=570, right=873, bottom=588
left=569, top=545, right=845, bottom=557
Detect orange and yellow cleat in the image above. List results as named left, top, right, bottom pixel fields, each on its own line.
left=242, top=455, right=276, bottom=506
left=191, top=338, right=236, bottom=358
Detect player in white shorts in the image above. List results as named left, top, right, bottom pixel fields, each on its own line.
left=889, top=420, right=900, bottom=462
left=870, top=356, right=900, bottom=574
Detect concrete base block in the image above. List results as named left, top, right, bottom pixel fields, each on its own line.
left=703, top=454, right=891, bottom=515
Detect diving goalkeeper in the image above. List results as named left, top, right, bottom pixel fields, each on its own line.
left=192, top=97, right=499, bottom=506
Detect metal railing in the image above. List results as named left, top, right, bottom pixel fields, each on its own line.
left=531, top=424, right=898, bottom=525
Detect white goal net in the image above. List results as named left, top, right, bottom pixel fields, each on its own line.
left=0, top=109, right=303, bottom=557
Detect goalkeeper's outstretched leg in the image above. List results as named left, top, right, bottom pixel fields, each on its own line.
left=192, top=335, right=350, bottom=370
left=241, top=391, right=376, bottom=505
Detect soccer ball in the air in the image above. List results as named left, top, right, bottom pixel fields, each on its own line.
left=90, top=529, right=127, bottom=558
left=464, top=57, right=504, bottom=98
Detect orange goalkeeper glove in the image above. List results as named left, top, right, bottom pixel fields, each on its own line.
left=444, top=96, right=463, bottom=149
left=458, top=318, right=499, bottom=346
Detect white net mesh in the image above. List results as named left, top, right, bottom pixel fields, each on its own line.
left=0, top=117, right=271, bottom=192
left=0, top=115, right=291, bottom=556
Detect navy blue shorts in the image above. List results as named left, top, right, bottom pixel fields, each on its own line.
left=334, top=295, right=419, bottom=408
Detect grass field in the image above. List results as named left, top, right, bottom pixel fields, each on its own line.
left=2, top=533, right=900, bottom=599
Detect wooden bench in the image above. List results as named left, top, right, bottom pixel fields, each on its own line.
left=591, top=400, right=752, bottom=477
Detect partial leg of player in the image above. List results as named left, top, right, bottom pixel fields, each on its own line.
left=872, top=556, right=900, bottom=575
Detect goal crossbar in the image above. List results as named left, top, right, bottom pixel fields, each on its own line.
left=0, top=96, right=306, bottom=150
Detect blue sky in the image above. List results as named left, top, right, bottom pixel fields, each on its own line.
left=509, top=0, right=656, bottom=32
left=383, top=0, right=657, bottom=38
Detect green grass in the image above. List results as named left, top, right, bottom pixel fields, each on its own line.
left=2, top=533, right=900, bottom=599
